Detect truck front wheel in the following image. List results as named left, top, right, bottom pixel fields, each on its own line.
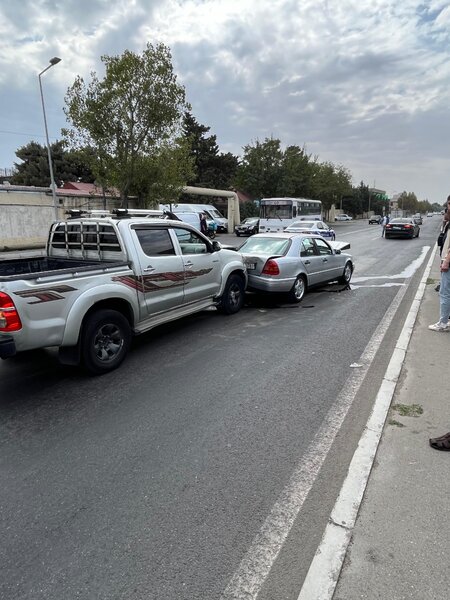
left=81, top=309, right=131, bottom=375
left=217, top=274, right=245, bottom=315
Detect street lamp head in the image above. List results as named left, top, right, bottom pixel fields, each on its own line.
left=49, top=56, right=61, bottom=65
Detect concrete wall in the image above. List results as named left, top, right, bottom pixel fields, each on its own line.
left=0, top=187, right=124, bottom=250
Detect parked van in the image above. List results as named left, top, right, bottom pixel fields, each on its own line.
left=162, top=203, right=228, bottom=232
left=164, top=210, right=201, bottom=231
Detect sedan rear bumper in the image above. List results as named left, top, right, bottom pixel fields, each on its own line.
left=247, top=274, right=296, bottom=293
left=385, top=230, right=415, bottom=237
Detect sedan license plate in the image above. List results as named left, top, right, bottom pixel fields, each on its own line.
left=393, top=226, right=401, bottom=229
left=246, top=263, right=256, bottom=270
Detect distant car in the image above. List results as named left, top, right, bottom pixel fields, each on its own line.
left=235, top=217, right=259, bottom=237
left=427, top=212, right=434, bottom=217
left=384, top=218, right=420, bottom=239
left=238, top=232, right=353, bottom=303
left=284, top=220, right=336, bottom=240
left=413, top=214, right=423, bottom=225
left=335, top=214, right=353, bottom=221
left=369, top=215, right=382, bottom=224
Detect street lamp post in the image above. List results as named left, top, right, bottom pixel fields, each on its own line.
left=38, top=56, right=61, bottom=220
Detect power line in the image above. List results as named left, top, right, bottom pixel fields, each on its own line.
left=0, top=129, right=59, bottom=140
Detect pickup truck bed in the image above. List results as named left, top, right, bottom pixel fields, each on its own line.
left=0, top=257, right=126, bottom=281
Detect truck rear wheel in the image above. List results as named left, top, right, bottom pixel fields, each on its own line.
left=81, top=309, right=131, bottom=375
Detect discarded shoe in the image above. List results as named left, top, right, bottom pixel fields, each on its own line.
left=428, top=322, right=450, bottom=332
left=429, top=432, right=450, bottom=451
left=435, top=283, right=441, bottom=292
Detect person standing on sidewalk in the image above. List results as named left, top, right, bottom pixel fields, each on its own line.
left=380, top=215, right=388, bottom=237
left=429, top=197, right=450, bottom=331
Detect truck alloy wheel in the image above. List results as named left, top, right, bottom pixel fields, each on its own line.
left=218, top=274, right=245, bottom=314
left=81, top=309, right=131, bottom=375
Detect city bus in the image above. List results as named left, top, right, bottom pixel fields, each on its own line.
left=258, top=197, right=323, bottom=232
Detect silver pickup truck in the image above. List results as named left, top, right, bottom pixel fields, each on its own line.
left=0, top=211, right=247, bottom=374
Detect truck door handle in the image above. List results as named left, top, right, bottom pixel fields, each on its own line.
left=143, top=266, right=155, bottom=273
left=322, top=258, right=328, bottom=262
left=184, top=261, right=194, bottom=267
left=304, top=260, right=310, bottom=265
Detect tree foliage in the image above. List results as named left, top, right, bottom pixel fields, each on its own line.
left=63, top=43, right=192, bottom=206
left=233, top=137, right=353, bottom=214
left=11, top=141, right=95, bottom=187
left=182, top=112, right=239, bottom=190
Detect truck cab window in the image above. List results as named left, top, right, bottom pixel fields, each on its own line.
left=173, top=228, right=209, bottom=255
left=135, top=229, right=175, bottom=256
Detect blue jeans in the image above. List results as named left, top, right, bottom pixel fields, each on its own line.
left=439, top=268, right=450, bottom=324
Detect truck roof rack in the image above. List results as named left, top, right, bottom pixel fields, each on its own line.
left=65, top=208, right=164, bottom=220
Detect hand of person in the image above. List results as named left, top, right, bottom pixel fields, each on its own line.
left=441, top=260, right=449, bottom=272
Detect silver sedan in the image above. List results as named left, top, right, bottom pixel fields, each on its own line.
left=238, top=233, right=353, bottom=303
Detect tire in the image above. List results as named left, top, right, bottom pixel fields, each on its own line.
left=217, top=274, right=245, bottom=314
left=287, top=275, right=306, bottom=303
left=81, top=309, right=131, bottom=375
left=236, top=232, right=241, bottom=237
left=339, top=262, right=353, bottom=284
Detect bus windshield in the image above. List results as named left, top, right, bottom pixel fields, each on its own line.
left=260, top=203, right=292, bottom=219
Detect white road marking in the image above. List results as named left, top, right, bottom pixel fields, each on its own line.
left=352, top=246, right=430, bottom=283
left=337, top=227, right=380, bottom=236
left=220, top=254, right=417, bottom=600
left=351, top=283, right=405, bottom=288
left=296, top=245, right=437, bottom=600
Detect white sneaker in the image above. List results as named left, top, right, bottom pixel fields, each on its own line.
left=428, top=322, right=450, bottom=332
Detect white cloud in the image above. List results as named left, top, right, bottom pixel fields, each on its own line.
left=0, top=0, right=449, bottom=201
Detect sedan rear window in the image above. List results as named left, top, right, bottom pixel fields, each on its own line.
left=239, top=237, right=290, bottom=255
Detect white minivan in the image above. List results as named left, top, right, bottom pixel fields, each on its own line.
left=163, top=203, right=228, bottom=232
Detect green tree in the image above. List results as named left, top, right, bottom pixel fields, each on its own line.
left=182, top=112, right=238, bottom=190
left=129, top=137, right=194, bottom=207
left=233, top=137, right=284, bottom=198
left=311, top=162, right=353, bottom=212
left=63, top=43, right=191, bottom=207
left=397, top=191, right=418, bottom=214
left=277, top=145, right=313, bottom=197
left=11, top=141, right=95, bottom=187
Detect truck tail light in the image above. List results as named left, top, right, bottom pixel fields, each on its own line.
left=0, top=292, right=22, bottom=332
left=262, top=259, right=280, bottom=275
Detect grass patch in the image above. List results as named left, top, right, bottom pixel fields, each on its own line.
left=392, top=403, right=423, bottom=417
left=388, top=419, right=405, bottom=427
left=426, top=277, right=437, bottom=285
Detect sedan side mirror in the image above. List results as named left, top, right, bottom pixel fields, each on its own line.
left=334, top=249, right=341, bottom=255
left=212, top=240, right=222, bottom=252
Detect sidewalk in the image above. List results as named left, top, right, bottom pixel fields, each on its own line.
left=333, top=251, right=450, bottom=599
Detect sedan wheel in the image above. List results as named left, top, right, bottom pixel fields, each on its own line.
left=287, top=275, right=306, bottom=303
left=339, top=262, right=353, bottom=284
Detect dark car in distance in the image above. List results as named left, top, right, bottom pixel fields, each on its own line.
left=384, top=218, right=420, bottom=239
left=235, top=217, right=259, bottom=237
left=369, top=215, right=382, bottom=224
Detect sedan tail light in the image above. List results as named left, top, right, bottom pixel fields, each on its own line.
left=262, top=259, right=280, bottom=275
left=404, top=224, right=412, bottom=228
left=0, top=292, right=22, bottom=332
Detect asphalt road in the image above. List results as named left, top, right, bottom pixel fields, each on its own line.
left=0, top=217, right=442, bottom=600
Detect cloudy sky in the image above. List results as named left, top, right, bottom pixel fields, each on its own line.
left=1, top=0, right=449, bottom=202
